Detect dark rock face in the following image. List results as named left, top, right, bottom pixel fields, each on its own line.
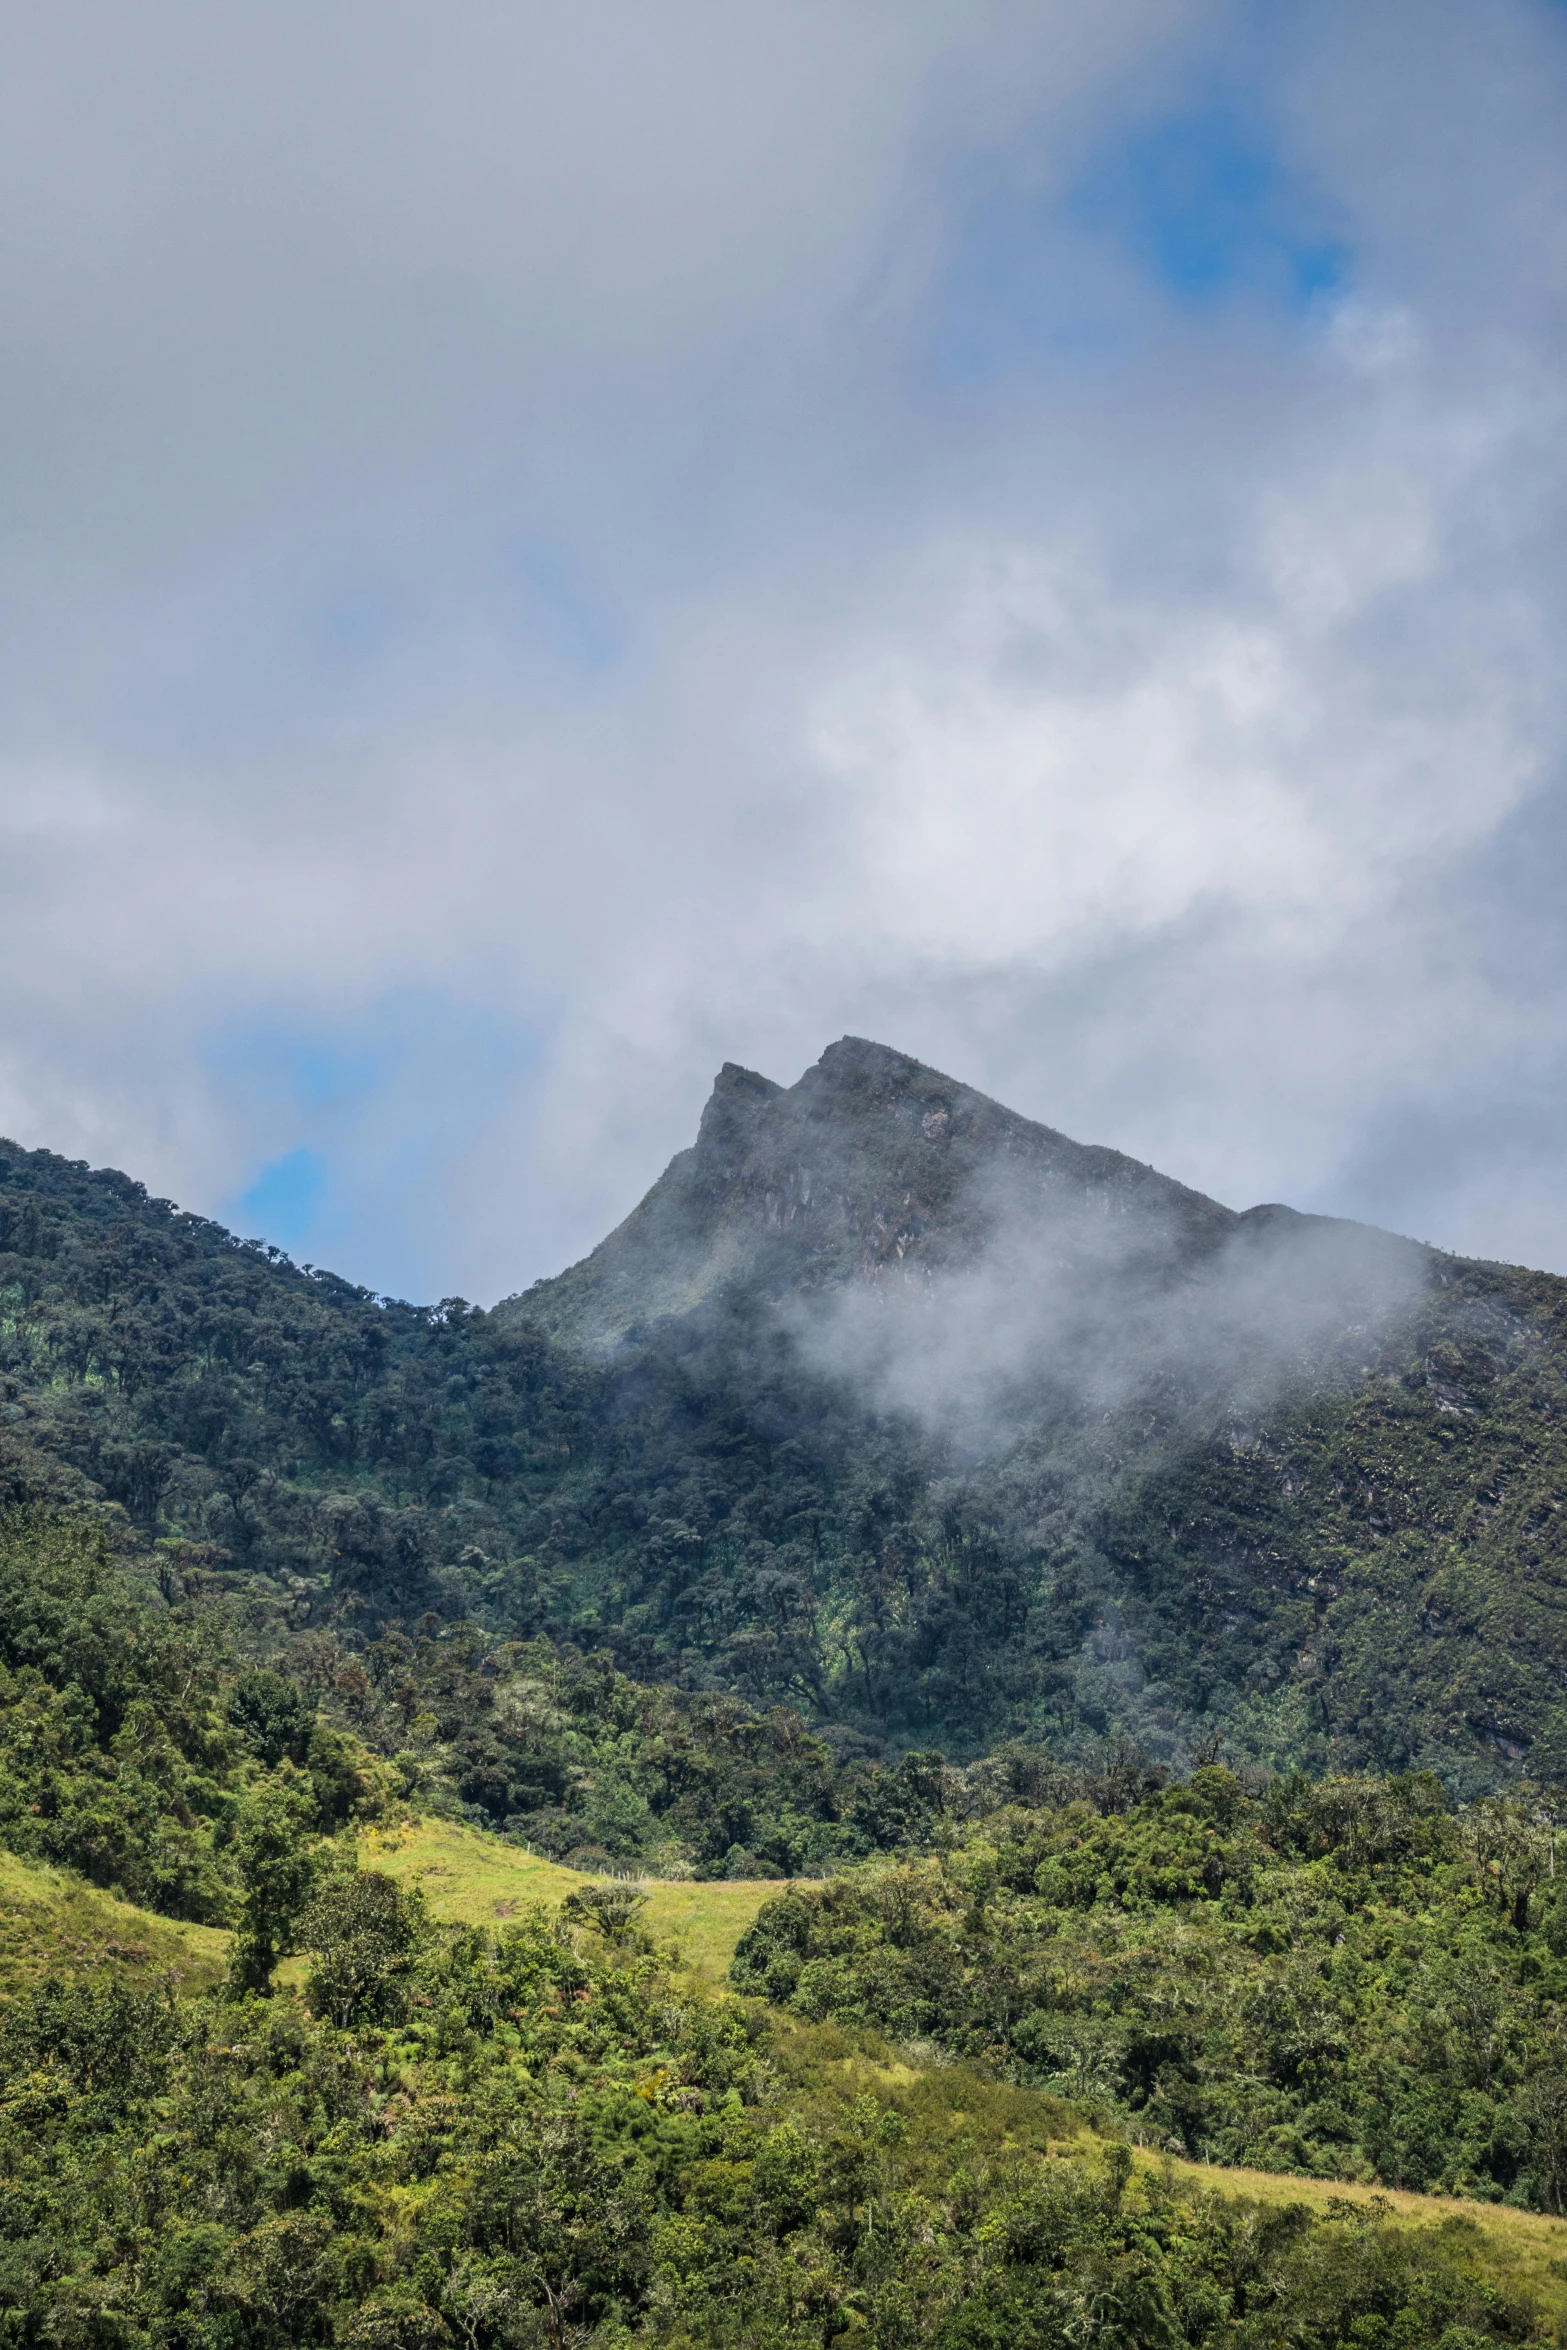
left=506, top=1036, right=1246, bottom=1348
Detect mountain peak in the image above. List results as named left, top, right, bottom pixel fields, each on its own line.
left=813, top=1034, right=930, bottom=1085
left=694, top=1061, right=783, bottom=1170
left=707, top=1058, right=782, bottom=1104
left=506, top=1038, right=1241, bottom=1348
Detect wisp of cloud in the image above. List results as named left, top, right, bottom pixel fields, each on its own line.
left=791, top=1163, right=1429, bottom=1454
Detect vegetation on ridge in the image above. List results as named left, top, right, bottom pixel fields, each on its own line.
left=731, top=1763, right=1567, bottom=2210
left=10, top=1006, right=1567, bottom=1802
left=0, top=1881, right=1556, bottom=2350
left=5, top=1499, right=1567, bottom=2342
left=0, top=1504, right=1126, bottom=1901
left=9, top=1096, right=1567, bottom=1791
left=0, top=1509, right=382, bottom=1927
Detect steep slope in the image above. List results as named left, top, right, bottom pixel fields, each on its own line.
left=4, top=1874, right=1553, bottom=2346
left=5, top=1043, right=1567, bottom=1787
left=506, top=1037, right=1246, bottom=1347
left=730, top=1764, right=1567, bottom=2202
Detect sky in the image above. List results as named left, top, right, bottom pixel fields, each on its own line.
left=1, top=0, right=1565, bottom=1304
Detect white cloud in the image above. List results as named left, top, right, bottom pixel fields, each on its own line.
left=0, top=0, right=1565, bottom=1296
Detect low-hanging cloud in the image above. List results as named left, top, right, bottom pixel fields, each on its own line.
left=787, top=1156, right=1430, bottom=1455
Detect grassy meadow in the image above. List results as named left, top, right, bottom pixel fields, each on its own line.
left=357, top=1814, right=782, bottom=1979
left=0, top=1847, right=230, bottom=1993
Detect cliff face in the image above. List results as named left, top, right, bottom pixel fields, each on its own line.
left=505, top=1036, right=1264, bottom=1348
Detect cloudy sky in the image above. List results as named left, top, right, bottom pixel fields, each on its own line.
left=1, top=0, right=1565, bottom=1302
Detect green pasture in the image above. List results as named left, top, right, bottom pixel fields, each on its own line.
left=358, top=1815, right=780, bottom=1980
left=0, top=1847, right=230, bottom=1993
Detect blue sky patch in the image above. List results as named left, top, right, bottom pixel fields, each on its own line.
left=1071, top=105, right=1350, bottom=311
left=309, top=586, right=401, bottom=670
left=925, top=164, right=1120, bottom=386
left=236, top=1146, right=327, bottom=1252
left=211, top=989, right=553, bottom=1299
left=924, top=93, right=1351, bottom=386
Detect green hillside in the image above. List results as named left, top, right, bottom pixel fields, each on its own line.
left=354, top=1814, right=781, bottom=1983
left=0, top=1854, right=1560, bottom=2350
left=1, top=1796, right=1563, bottom=2347
left=1, top=1495, right=1567, bottom=2341
left=730, top=1764, right=1567, bottom=2208
left=6, top=1037, right=1567, bottom=1793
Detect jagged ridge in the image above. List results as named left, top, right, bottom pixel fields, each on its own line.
left=505, top=1036, right=1307, bottom=1348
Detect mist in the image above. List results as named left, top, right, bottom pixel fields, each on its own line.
left=788, top=1174, right=1432, bottom=1452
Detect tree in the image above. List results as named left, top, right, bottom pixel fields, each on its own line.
left=561, top=1882, right=649, bottom=1947
left=227, top=1775, right=324, bottom=1993
left=301, top=1870, right=424, bottom=2027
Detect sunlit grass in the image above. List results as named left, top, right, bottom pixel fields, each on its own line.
left=358, top=1815, right=587, bottom=1915
left=356, top=1815, right=779, bottom=1980
left=0, top=1848, right=229, bottom=1992
left=639, top=1877, right=780, bottom=1980
left=767, top=2014, right=1567, bottom=2324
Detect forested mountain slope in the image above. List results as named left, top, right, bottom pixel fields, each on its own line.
left=5, top=1040, right=1567, bottom=1789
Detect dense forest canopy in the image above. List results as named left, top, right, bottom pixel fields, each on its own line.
left=0, top=1506, right=1018, bottom=1895
left=6, top=1039, right=1567, bottom=1793
left=731, top=1764, right=1567, bottom=2209
left=0, top=1494, right=1565, bottom=2350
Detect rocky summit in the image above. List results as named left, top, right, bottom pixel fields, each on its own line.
left=506, top=1036, right=1402, bottom=1350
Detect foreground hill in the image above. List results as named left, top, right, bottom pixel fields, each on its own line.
left=731, top=1762, right=1567, bottom=2206
left=6, top=1817, right=1567, bottom=2345
left=5, top=1041, right=1567, bottom=1784
left=7, top=1494, right=1567, bottom=2261
left=4, top=1859, right=1560, bottom=2349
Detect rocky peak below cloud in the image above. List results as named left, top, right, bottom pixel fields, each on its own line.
left=502, top=1036, right=1409, bottom=1355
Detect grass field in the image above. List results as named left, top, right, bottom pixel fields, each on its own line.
left=356, top=1816, right=780, bottom=1981
left=639, top=1877, right=781, bottom=1979
left=0, top=1848, right=230, bottom=1993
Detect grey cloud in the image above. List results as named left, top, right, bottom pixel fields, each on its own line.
left=0, top=0, right=1564, bottom=1301
left=0, top=0, right=1176, bottom=560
